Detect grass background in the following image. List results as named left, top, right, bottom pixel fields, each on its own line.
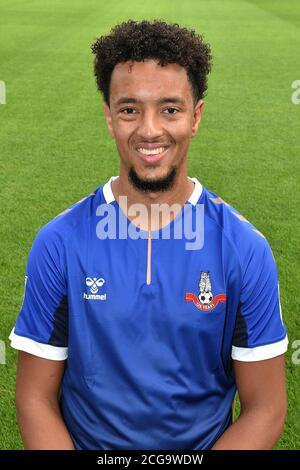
left=0, top=0, right=299, bottom=449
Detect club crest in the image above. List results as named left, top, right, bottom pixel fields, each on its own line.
left=185, top=271, right=227, bottom=311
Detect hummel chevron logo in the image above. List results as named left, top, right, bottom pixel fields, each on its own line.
left=83, top=277, right=107, bottom=301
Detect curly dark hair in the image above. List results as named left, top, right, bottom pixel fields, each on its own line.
left=91, top=20, right=212, bottom=106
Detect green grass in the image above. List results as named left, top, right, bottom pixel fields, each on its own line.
left=0, top=0, right=299, bottom=450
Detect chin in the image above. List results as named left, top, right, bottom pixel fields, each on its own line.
left=129, top=165, right=177, bottom=192
left=138, top=164, right=172, bottom=179
left=141, top=170, right=167, bottom=181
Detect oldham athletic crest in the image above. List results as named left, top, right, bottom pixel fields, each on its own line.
left=185, top=272, right=227, bottom=311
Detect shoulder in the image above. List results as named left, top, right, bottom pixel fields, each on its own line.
left=29, top=184, right=105, bottom=253
left=201, top=185, right=275, bottom=271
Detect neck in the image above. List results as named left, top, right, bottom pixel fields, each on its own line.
left=110, top=167, right=195, bottom=231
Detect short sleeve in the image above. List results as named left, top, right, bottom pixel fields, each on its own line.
left=9, top=225, right=68, bottom=360
left=232, top=238, right=288, bottom=361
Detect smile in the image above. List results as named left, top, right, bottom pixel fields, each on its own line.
left=135, top=146, right=170, bottom=163
left=137, top=147, right=168, bottom=156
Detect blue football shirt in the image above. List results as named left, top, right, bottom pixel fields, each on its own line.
left=9, top=176, right=288, bottom=449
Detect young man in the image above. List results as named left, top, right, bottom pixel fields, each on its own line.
left=10, top=20, right=288, bottom=450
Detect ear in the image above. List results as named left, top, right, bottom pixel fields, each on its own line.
left=103, top=102, right=115, bottom=139
left=191, top=99, right=205, bottom=137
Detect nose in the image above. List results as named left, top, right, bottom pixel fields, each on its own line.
left=136, top=109, right=163, bottom=140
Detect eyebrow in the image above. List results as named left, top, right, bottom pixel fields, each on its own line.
left=114, top=96, right=186, bottom=106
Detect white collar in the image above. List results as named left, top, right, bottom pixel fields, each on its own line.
left=103, top=175, right=202, bottom=206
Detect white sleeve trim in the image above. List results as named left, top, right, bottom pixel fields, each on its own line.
left=9, top=328, right=68, bottom=361
left=232, top=335, right=288, bottom=362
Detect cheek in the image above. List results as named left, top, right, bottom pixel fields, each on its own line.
left=171, top=114, right=194, bottom=136
left=172, top=123, right=193, bottom=145
left=112, top=131, right=129, bottom=151
left=112, top=121, right=135, bottom=144
left=114, top=139, right=127, bottom=158
left=113, top=129, right=134, bottom=160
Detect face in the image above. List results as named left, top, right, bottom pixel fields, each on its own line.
left=103, top=59, right=204, bottom=190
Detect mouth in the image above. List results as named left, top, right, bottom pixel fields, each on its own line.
left=135, top=146, right=170, bottom=163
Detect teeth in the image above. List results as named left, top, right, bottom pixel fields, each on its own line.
left=137, top=147, right=167, bottom=156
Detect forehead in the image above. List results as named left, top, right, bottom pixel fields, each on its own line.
left=110, top=60, right=192, bottom=104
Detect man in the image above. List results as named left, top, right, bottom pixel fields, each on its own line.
left=10, top=20, right=288, bottom=450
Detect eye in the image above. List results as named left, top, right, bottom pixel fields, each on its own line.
left=163, top=107, right=179, bottom=115
left=120, top=108, right=137, bottom=114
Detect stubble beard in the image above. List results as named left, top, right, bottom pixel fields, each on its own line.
left=128, top=166, right=177, bottom=193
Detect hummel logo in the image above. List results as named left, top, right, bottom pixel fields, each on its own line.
left=83, top=277, right=106, bottom=301
left=86, top=277, right=105, bottom=294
